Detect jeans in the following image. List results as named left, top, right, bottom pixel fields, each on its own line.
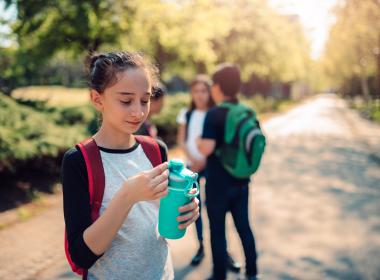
left=206, top=184, right=258, bottom=279
left=194, top=169, right=205, bottom=243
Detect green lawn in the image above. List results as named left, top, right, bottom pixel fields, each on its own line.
left=11, top=86, right=90, bottom=107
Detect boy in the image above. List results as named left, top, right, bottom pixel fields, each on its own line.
left=197, top=64, right=259, bottom=280
left=135, top=82, right=166, bottom=138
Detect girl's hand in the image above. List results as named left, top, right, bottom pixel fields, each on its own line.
left=123, top=162, right=169, bottom=203
left=177, top=196, right=200, bottom=229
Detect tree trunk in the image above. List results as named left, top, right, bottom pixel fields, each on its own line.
left=195, top=61, right=207, bottom=74
left=360, top=74, right=370, bottom=101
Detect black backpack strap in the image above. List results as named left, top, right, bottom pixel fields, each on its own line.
left=184, top=109, right=193, bottom=141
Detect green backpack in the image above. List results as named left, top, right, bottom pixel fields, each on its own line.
left=215, top=102, right=266, bottom=179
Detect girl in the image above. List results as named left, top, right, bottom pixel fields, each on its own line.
left=62, top=52, right=199, bottom=280
left=176, top=75, right=214, bottom=265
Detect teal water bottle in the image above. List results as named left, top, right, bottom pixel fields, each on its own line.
left=158, top=159, right=200, bottom=239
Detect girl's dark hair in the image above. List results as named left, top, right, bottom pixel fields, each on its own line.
left=189, top=74, right=215, bottom=111
left=212, top=63, right=241, bottom=98
left=85, top=51, right=158, bottom=93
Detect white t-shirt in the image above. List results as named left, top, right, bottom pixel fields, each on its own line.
left=176, top=108, right=207, bottom=163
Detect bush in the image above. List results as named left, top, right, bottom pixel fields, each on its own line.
left=241, top=95, right=294, bottom=115
left=350, top=98, right=380, bottom=123
left=0, top=93, right=89, bottom=172
left=14, top=99, right=49, bottom=111
left=55, top=105, right=96, bottom=126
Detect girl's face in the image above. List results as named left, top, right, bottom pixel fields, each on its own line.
left=92, top=68, right=151, bottom=135
left=191, top=82, right=210, bottom=110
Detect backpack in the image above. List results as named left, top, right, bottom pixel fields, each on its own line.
left=215, top=102, right=266, bottom=179
left=64, top=135, right=162, bottom=279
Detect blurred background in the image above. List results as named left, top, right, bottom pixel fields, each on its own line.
left=0, top=0, right=379, bottom=279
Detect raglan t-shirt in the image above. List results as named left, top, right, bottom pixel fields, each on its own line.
left=61, top=139, right=174, bottom=280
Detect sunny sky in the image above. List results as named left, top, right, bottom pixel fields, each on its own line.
left=0, top=1, right=16, bottom=47
left=269, top=0, right=339, bottom=59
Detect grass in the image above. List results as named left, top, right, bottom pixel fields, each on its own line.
left=0, top=185, right=61, bottom=230
left=349, top=98, right=380, bottom=123
left=11, top=86, right=89, bottom=107
left=0, top=182, right=62, bottom=231
left=17, top=207, right=33, bottom=221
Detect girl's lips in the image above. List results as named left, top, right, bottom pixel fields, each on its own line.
left=126, top=120, right=142, bottom=125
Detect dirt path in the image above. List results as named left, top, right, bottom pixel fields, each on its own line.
left=1, top=94, right=379, bottom=280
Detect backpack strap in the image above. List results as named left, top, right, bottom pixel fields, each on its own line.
left=76, top=138, right=105, bottom=221
left=64, top=138, right=105, bottom=279
left=77, top=138, right=105, bottom=280
left=184, top=109, right=193, bottom=141
left=218, top=102, right=256, bottom=144
left=135, top=135, right=163, bottom=166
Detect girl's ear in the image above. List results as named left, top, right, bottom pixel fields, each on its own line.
left=90, top=89, right=104, bottom=112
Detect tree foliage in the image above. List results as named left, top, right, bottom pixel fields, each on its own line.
left=2, top=0, right=312, bottom=88
left=322, top=0, right=380, bottom=97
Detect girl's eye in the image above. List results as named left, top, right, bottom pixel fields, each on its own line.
left=141, top=100, right=149, bottom=105
left=120, top=100, right=132, bottom=105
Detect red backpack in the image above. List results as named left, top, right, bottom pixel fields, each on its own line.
left=64, top=135, right=162, bottom=279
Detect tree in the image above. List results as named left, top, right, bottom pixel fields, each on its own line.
left=2, top=0, right=136, bottom=92
left=2, top=0, right=312, bottom=90
left=122, top=0, right=230, bottom=79
left=124, top=0, right=311, bottom=83
left=5, top=0, right=134, bottom=57
left=210, top=0, right=311, bottom=82
left=322, top=0, right=380, bottom=98
left=5, top=1, right=130, bottom=78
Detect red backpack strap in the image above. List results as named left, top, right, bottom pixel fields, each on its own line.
left=64, top=138, right=105, bottom=278
left=77, top=138, right=105, bottom=280
left=76, top=138, right=105, bottom=221
left=135, top=135, right=162, bottom=167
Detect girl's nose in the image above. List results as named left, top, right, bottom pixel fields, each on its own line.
left=130, top=102, right=144, bottom=118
